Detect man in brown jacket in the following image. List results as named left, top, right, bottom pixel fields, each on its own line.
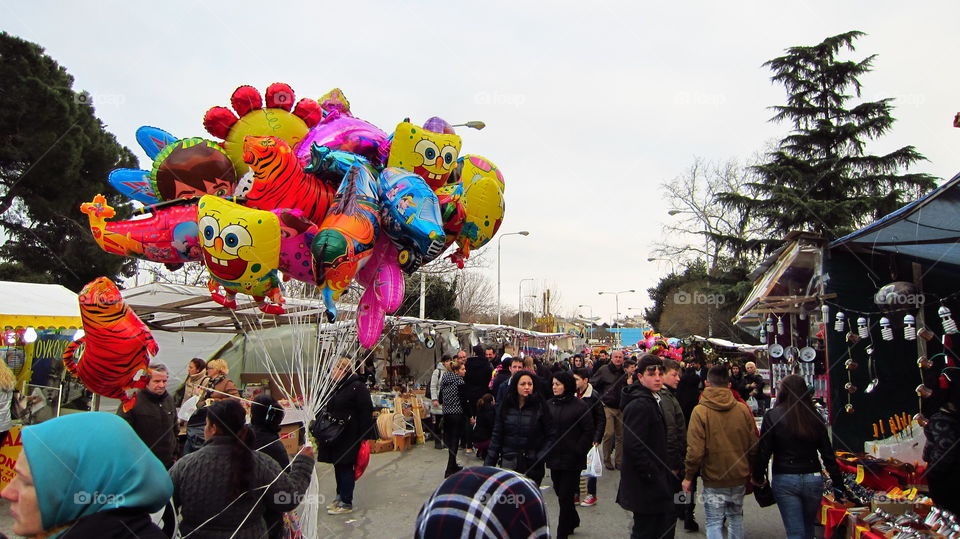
left=682, top=366, right=757, bottom=539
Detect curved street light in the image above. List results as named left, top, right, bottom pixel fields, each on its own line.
left=497, top=231, right=531, bottom=324
left=599, top=289, right=636, bottom=347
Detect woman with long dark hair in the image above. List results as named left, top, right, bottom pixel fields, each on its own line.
left=547, top=372, right=593, bottom=539
left=484, top=372, right=556, bottom=485
left=752, top=375, right=845, bottom=539
left=170, top=399, right=315, bottom=538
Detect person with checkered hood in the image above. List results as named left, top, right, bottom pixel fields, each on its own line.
left=415, top=466, right=550, bottom=538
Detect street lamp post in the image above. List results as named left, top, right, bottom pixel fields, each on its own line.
left=578, top=304, right=594, bottom=342
left=599, top=290, right=635, bottom=347
left=518, top=278, right=534, bottom=328
left=647, top=257, right=677, bottom=274
left=497, top=231, right=531, bottom=325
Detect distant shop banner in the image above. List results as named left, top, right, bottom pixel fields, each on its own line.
left=30, top=331, right=73, bottom=387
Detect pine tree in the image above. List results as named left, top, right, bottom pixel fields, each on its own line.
left=0, top=32, right=138, bottom=291
left=718, top=31, right=937, bottom=248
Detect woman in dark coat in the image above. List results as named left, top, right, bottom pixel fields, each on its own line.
left=315, top=357, right=375, bottom=515
left=484, top=372, right=557, bottom=485
left=547, top=372, right=594, bottom=539
left=729, top=363, right=746, bottom=401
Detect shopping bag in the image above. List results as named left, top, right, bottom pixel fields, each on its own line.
left=354, top=440, right=371, bottom=480
left=177, top=395, right=199, bottom=422
left=746, top=396, right=758, bottom=413
left=583, top=446, right=603, bottom=478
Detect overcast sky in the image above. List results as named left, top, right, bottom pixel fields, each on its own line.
left=4, top=1, right=960, bottom=325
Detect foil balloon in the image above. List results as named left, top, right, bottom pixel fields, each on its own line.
left=378, top=167, right=445, bottom=273
left=311, top=165, right=381, bottom=308
left=242, top=136, right=334, bottom=226
left=203, top=83, right=322, bottom=175
left=150, top=138, right=237, bottom=201
left=198, top=195, right=285, bottom=314
left=275, top=208, right=318, bottom=284
left=356, top=238, right=405, bottom=349
left=386, top=120, right=461, bottom=191
left=81, top=195, right=201, bottom=265
left=62, top=277, right=158, bottom=412
left=451, top=155, right=505, bottom=261
left=295, top=88, right=388, bottom=168
left=108, top=126, right=177, bottom=204
left=304, top=144, right=378, bottom=186
left=109, top=128, right=237, bottom=204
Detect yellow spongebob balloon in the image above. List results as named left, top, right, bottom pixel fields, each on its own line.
left=457, top=155, right=506, bottom=253
left=197, top=195, right=286, bottom=314
left=387, top=121, right=462, bottom=191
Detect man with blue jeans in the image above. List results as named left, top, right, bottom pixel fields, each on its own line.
left=682, top=366, right=758, bottom=539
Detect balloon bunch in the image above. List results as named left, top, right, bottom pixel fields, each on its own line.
left=636, top=330, right=684, bottom=361
left=81, top=84, right=507, bottom=348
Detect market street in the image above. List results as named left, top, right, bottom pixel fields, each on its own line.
left=0, top=442, right=787, bottom=538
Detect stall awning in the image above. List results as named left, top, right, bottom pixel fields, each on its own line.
left=0, top=281, right=81, bottom=328
left=122, top=283, right=352, bottom=334
left=830, top=172, right=960, bottom=268
left=732, top=239, right=823, bottom=326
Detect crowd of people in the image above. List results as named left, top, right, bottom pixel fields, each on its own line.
left=422, top=346, right=851, bottom=539
left=0, top=346, right=857, bottom=539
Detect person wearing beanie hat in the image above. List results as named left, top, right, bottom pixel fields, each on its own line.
left=1, top=412, right=172, bottom=538
left=415, top=466, right=550, bottom=538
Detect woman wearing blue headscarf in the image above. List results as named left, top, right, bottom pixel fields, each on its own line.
left=1, top=412, right=172, bottom=538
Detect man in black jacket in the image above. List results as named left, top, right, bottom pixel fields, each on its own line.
left=118, top=363, right=178, bottom=469
left=617, top=355, right=674, bottom=539
left=591, top=350, right=626, bottom=469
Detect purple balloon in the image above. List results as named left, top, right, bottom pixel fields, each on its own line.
left=295, top=110, right=388, bottom=168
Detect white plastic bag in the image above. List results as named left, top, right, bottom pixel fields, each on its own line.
left=583, top=446, right=603, bottom=478
left=746, top=396, right=758, bottom=413
left=178, top=395, right=199, bottom=422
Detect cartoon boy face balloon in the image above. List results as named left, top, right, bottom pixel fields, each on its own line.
left=197, top=195, right=280, bottom=292
left=386, top=121, right=461, bottom=191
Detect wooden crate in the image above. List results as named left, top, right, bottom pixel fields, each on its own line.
left=370, top=438, right=394, bottom=454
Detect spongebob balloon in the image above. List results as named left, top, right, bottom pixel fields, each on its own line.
left=197, top=195, right=285, bottom=314
left=386, top=119, right=461, bottom=191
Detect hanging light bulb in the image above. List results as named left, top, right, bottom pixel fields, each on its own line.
left=939, top=306, right=958, bottom=335
left=879, top=317, right=893, bottom=341
left=766, top=315, right=774, bottom=334
left=22, top=327, right=38, bottom=344
left=777, top=316, right=785, bottom=335
left=799, top=310, right=807, bottom=321
left=3, top=331, right=18, bottom=345
left=73, top=329, right=85, bottom=341
left=834, top=312, right=846, bottom=333
left=821, top=304, right=830, bottom=324
left=857, top=317, right=869, bottom=339
left=759, top=325, right=767, bottom=340
left=904, top=314, right=917, bottom=341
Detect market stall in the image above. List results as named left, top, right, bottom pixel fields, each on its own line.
left=735, top=173, right=960, bottom=536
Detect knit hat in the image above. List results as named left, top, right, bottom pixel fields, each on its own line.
left=415, top=466, right=549, bottom=538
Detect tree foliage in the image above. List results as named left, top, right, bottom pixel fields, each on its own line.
left=0, top=33, right=138, bottom=291
left=398, top=273, right=460, bottom=321
left=718, top=30, right=937, bottom=249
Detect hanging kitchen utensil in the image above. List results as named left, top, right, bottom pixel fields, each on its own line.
left=768, top=343, right=784, bottom=358
left=799, top=347, right=817, bottom=362
left=864, top=345, right=879, bottom=393
left=784, top=346, right=800, bottom=362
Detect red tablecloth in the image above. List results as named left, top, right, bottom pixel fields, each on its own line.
left=820, top=498, right=849, bottom=539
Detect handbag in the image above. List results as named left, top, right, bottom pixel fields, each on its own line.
left=754, top=481, right=776, bottom=507
left=309, top=411, right=350, bottom=445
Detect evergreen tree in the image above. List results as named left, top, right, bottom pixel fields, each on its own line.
left=718, top=31, right=937, bottom=249
left=398, top=273, right=460, bottom=321
left=0, top=33, right=138, bottom=291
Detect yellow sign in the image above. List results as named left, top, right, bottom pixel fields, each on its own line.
left=0, top=426, right=24, bottom=490
left=855, top=464, right=865, bottom=484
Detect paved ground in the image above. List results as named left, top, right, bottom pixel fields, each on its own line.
left=0, top=444, right=789, bottom=537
